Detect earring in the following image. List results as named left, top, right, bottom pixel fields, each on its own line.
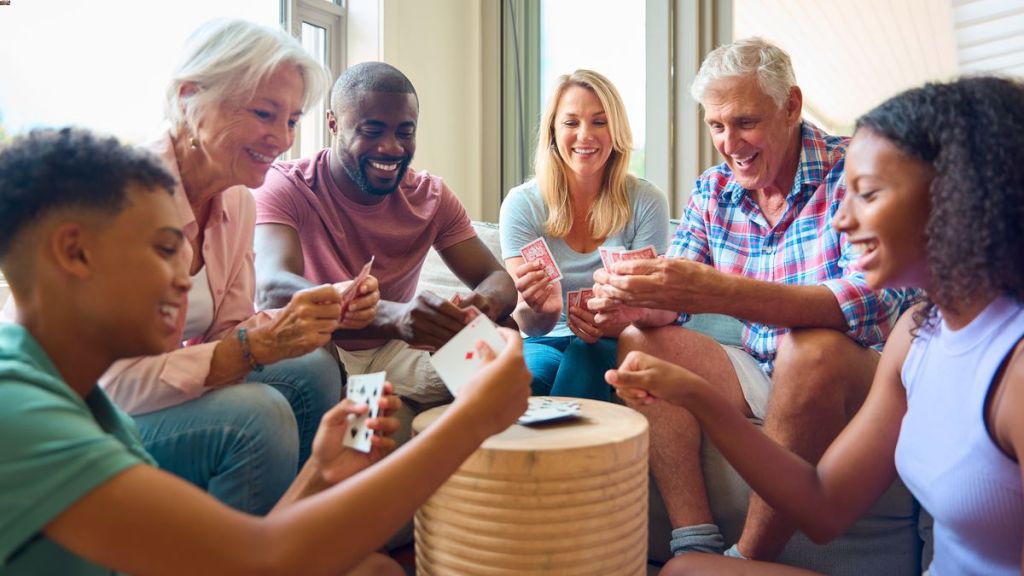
left=189, top=136, right=199, bottom=150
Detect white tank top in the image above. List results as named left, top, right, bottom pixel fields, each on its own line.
left=183, top=265, right=214, bottom=341
left=896, top=296, right=1024, bottom=576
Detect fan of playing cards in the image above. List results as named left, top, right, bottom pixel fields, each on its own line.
left=517, top=397, right=581, bottom=425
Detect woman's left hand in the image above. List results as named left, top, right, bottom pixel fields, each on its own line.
left=567, top=305, right=603, bottom=344
left=336, top=275, right=381, bottom=330
left=309, top=382, right=402, bottom=486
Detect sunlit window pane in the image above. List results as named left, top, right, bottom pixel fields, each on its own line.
left=540, top=0, right=646, bottom=177
left=0, top=0, right=278, bottom=144
left=299, top=22, right=328, bottom=158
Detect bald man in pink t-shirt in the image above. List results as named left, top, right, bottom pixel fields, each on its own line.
left=253, top=62, right=516, bottom=443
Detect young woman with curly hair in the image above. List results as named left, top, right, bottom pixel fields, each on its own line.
left=608, top=76, right=1024, bottom=576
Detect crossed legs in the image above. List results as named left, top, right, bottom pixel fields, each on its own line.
left=619, top=325, right=877, bottom=562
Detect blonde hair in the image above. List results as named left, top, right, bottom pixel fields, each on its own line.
left=534, top=69, right=634, bottom=239
left=165, top=19, right=331, bottom=137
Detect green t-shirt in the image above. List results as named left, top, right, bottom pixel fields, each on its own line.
left=0, top=324, right=154, bottom=575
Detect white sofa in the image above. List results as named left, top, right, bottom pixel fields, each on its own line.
left=417, top=221, right=932, bottom=575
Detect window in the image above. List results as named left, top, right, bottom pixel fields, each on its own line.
left=539, top=0, right=647, bottom=178
left=0, top=0, right=279, bottom=144
left=0, top=0, right=343, bottom=161
left=285, top=0, right=344, bottom=158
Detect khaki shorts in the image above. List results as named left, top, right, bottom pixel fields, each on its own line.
left=720, top=345, right=772, bottom=421
left=337, top=340, right=451, bottom=445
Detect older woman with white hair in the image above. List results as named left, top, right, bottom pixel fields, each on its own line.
left=98, top=18, right=381, bottom=515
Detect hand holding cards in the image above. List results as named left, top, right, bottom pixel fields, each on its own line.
left=430, top=313, right=507, bottom=396
left=337, top=255, right=375, bottom=307
left=599, top=245, right=658, bottom=273
left=520, top=237, right=562, bottom=282
left=343, top=371, right=386, bottom=453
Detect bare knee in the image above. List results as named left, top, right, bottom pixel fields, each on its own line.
left=773, top=329, right=877, bottom=414
left=662, top=552, right=729, bottom=575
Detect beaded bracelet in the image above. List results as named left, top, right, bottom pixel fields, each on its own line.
left=237, top=327, right=264, bottom=372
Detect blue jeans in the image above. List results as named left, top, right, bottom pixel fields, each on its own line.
left=134, top=347, right=342, bottom=515
left=524, top=336, right=619, bottom=401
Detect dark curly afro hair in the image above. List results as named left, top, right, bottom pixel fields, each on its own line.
left=0, top=127, right=176, bottom=262
left=855, top=76, right=1024, bottom=329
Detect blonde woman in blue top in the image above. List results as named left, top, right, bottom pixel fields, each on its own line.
left=500, top=69, right=669, bottom=400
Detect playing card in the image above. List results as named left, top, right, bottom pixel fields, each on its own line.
left=342, top=371, right=386, bottom=453
left=517, top=397, right=582, bottom=426
left=578, top=288, right=594, bottom=312
left=599, top=245, right=625, bottom=272
left=520, top=237, right=562, bottom=283
left=430, top=314, right=507, bottom=396
left=339, top=256, right=375, bottom=306
left=617, top=245, right=658, bottom=261
left=567, top=290, right=581, bottom=310
left=462, top=305, right=483, bottom=322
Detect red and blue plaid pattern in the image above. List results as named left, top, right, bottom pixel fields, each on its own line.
left=668, top=122, right=918, bottom=374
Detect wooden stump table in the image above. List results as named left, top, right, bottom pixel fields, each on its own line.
left=412, top=398, right=649, bottom=575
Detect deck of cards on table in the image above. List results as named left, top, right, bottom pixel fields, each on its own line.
left=343, top=371, right=386, bottom=453
left=598, top=245, right=658, bottom=273
left=520, top=237, right=562, bottom=282
left=517, top=397, right=582, bottom=425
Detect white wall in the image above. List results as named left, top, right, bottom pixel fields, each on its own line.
left=347, top=0, right=499, bottom=221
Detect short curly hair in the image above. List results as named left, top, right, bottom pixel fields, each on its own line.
left=0, top=127, right=177, bottom=262
left=855, top=76, right=1024, bottom=327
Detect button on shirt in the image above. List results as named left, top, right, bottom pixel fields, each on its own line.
left=667, top=121, right=918, bottom=374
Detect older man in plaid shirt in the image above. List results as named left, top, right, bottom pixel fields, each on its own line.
left=592, top=38, right=917, bottom=562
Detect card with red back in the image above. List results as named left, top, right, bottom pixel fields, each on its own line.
left=429, top=314, right=507, bottom=396
left=520, top=237, right=562, bottom=283
left=567, top=290, right=581, bottom=310
left=338, top=256, right=375, bottom=305
left=578, top=288, right=594, bottom=312
left=618, top=245, right=658, bottom=261
left=599, top=245, right=625, bottom=272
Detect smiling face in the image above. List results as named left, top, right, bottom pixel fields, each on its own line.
left=554, top=85, right=614, bottom=186
left=193, top=64, right=306, bottom=188
left=834, top=128, right=933, bottom=290
left=703, top=75, right=802, bottom=193
left=329, top=91, right=418, bottom=201
left=84, top=184, right=191, bottom=358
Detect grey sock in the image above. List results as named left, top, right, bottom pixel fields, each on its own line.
left=724, top=543, right=749, bottom=560
left=669, top=523, right=726, bottom=556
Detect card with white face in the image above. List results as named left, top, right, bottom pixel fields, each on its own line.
left=520, top=237, right=562, bottom=283
left=517, top=397, right=582, bottom=426
left=342, top=371, right=386, bottom=453
left=430, top=314, right=507, bottom=397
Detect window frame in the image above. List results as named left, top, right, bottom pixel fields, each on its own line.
left=281, top=0, right=345, bottom=159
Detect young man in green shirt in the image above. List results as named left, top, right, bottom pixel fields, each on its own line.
left=0, top=127, right=530, bottom=575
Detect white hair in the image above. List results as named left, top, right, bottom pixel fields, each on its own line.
left=164, top=18, right=331, bottom=134
left=690, top=37, right=796, bottom=109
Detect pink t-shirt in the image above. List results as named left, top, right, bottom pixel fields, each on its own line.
left=254, top=149, right=476, bottom=350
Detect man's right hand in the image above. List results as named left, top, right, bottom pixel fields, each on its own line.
left=451, top=328, right=531, bottom=439
left=392, top=291, right=469, bottom=351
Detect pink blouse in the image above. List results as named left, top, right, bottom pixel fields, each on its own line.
left=99, top=132, right=277, bottom=415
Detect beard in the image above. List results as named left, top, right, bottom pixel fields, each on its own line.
left=342, top=154, right=411, bottom=197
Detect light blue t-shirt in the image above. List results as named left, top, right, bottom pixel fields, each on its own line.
left=0, top=324, right=153, bottom=575
left=499, top=176, right=670, bottom=337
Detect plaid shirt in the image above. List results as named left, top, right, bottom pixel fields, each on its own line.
left=668, top=121, right=918, bottom=374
